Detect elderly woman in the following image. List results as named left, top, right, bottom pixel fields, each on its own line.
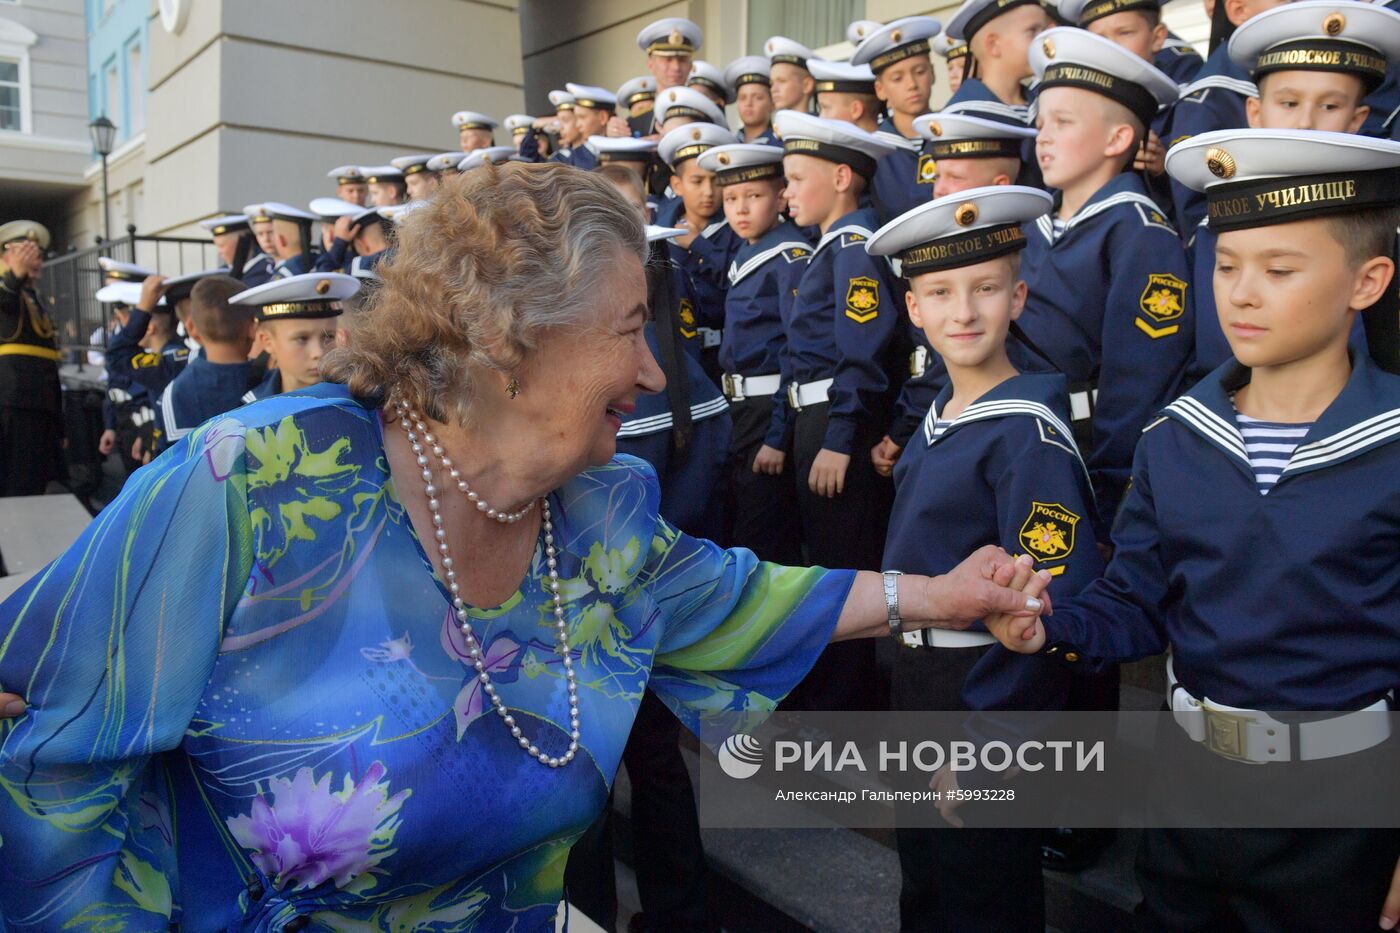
left=0, top=165, right=1047, bottom=931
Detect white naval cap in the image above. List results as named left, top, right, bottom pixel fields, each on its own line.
left=360, top=166, right=404, bottom=185
left=946, top=0, right=1045, bottom=42
left=848, top=20, right=885, bottom=44
left=229, top=271, right=359, bottom=320
left=327, top=165, right=366, bottom=184
left=242, top=203, right=273, bottom=224
left=850, top=17, right=943, bottom=73
left=198, top=213, right=250, bottom=236
left=565, top=82, right=617, bottom=111
left=687, top=60, right=734, bottom=103
left=933, top=32, right=970, bottom=61
left=1164, top=127, right=1400, bottom=231
left=724, top=56, right=771, bottom=90
left=637, top=17, right=703, bottom=55
left=98, top=257, right=154, bottom=281
left=653, top=85, right=728, bottom=126
left=255, top=201, right=319, bottom=222
left=658, top=122, right=737, bottom=168
left=377, top=201, right=425, bottom=225
left=764, top=36, right=817, bottom=68
left=548, top=89, right=576, bottom=111
left=390, top=154, right=435, bottom=175
left=503, top=113, right=535, bottom=137
left=645, top=225, right=687, bottom=243
left=1029, top=27, right=1179, bottom=128
left=309, top=197, right=363, bottom=220
left=587, top=135, right=658, bottom=164
left=457, top=146, right=519, bottom=171
left=866, top=185, right=1052, bottom=275
left=772, top=111, right=898, bottom=178
left=696, top=142, right=785, bottom=185
left=617, top=76, right=658, bottom=108
left=914, top=111, right=1037, bottom=159
left=95, top=281, right=143, bottom=304
left=808, top=59, right=878, bottom=95
left=1228, top=0, right=1400, bottom=92
left=451, top=111, right=497, bottom=130
left=0, top=219, right=49, bottom=249
left=426, top=151, right=467, bottom=172
left=1058, top=0, right=1163, bottom=28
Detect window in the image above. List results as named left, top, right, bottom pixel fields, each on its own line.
left=125, top=39, right=142, bottom=133
left=0, top=58, right=18, bottom=130
left=746, top=0, right=862, bottom=55
left=104, top=57, right=118, bottom=135
left=0, top=17, right=34, bottom=132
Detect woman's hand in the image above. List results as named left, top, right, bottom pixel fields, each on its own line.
left=809, top=448, right=850, bottom=497
left=752, top=444, right=785, bottom=475
left=1381, top=854, right=1400, bottom=930
left=0, top=693, right=25, bottom=718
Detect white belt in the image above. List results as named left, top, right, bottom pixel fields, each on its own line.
left=698, top=327, right=722, bottom=349
left=722, top=372, right=780, bottom=401
left=910, top=346, right=929, bottom=378
left=1167, top=656, right=1392, bottom=764
left=108, top=387, right=133, bottom=404
left=787, top=378, right=833, bottom=410
left=1069, top=388, right=1098, bottom=423
left=902, top=629, right=998, bottom=649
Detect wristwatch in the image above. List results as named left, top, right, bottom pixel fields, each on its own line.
left=882, top=570, right=904, bottom=638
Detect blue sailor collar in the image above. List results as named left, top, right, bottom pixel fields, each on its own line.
left=815, top=206, right=879, bottom=254
left=922, top=371, right=1083, bottom=462
left=728, top=218, right=810, bottom=285
left=1031, top=172, right=1174, bottom=242
left=1161, top=351, right=1400, bottom=484
left=875, top=116, right=923, bottom=150
left=1180, top=42, right=1257, bottom=100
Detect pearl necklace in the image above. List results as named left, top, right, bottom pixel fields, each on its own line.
left=395, top=402, right=580, bottom=768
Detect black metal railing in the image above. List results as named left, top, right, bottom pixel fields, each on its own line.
left=36, top=227, right=221, bottom=357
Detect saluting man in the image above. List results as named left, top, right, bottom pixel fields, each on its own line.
left=0, top=221, right=63, bottom=497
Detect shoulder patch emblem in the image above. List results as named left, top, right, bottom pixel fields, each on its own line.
left=917, top=152, right=937, bottom=185
left=678, top=298, right=697, bottom=339
left=845, top=276, right=881, bottom=323
left=843, top=232, right=866, bottom=245
left=1019, top=501, right=1079, bottom=562
left=786, top=247, right=810, bottom=261
left=1140, top=272, right=1186, bottom=325
left=131, top=352, right=159, bottom=369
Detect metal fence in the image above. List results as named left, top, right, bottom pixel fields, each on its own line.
left=36, top=229, right=221, bottom=357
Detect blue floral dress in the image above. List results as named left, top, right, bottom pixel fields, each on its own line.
left=0, top=385, right=853, bottom=931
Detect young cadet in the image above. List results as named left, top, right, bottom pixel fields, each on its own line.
left=103, top=273, right=192, bottom=462
left=852, top=17, right=943, bottom=223
left=451, top=111, right=497, bottom=152
left=652, top=85, right=728, bottom=133
left=1019, top=28, right=1189, bottom=529
left=697, top=143, right=812, bottom=565
left=656, top=122, right=744, bottom=382
left=943, top=0, right=1052, bottom=125
left=875, top=111, right=1039, bottom=479
left=554, top=84, right=617, bottom=170
left=764, top=37, right=819, bottom=114
left=240, top=273, right=351, bottom=402
left=615, top=77, right=657, bottom=137
left=247, top=202, right=318, bottom=279
left=503, top=113, right=535, bottom=152
left=1189, top=0, right=1400, bottom=378
left=0, top=220, right=63, bottom=497
left=95, top=259, right=158, bottom=474
left=247, top=204, right=278, bottom=259
left=686, top=60, right=732, bottom=110
left=989, top=127, right=1400, bottom=933
left=868, top=184, right=1104, bottom=933
left=326, top=165, right=368, bottom=206
left=934, top=32, right=971, bottom=96
left=200, top=214, right=275, bottom=287
left=726, top=56, right=777, bottom=143
left=311, top=197, right=359, bottom=274
left=390, top=154, right=441, bottom=201
left=1059, top=0, right=1204, bottom=84
left=776, top=111, right=899, bottom=709
left=362, top=166, right=407, bottom=208
left=810, top=59, right=882, bottom=130
left=155, top=275, right=258, bottom=451
left=1163, top=0, right=1290, bottom=232
left=636, top=16, right=703, bottom=94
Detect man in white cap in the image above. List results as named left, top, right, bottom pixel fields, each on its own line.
left=326, top=165, right=368, bottom=206
left=764, top=36, right=819, bottom=114
left=636, top=16, right=703, bottom=93
left=0, top=219, right=62, bottom=497
left=452, top=111, right=497, bottom=153
left=725, top=56, right=777, bottom=143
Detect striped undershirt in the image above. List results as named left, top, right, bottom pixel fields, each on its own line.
left=1051, top=217, right=1067, bottom=240
left=1233, top=411, right=1312, bottom=494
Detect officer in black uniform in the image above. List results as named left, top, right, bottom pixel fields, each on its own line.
left=0, top=220, right=63, bottom=498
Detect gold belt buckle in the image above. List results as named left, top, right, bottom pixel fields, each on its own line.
left=722, top=373, right=738, bottom=399
left=1202, top=704, right=1254, bottom=762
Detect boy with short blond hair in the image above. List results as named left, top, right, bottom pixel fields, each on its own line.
left=943, top=0, right=1051, bottom=123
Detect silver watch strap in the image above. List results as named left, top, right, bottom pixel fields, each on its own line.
left=883, top=570, right=903, bottom=637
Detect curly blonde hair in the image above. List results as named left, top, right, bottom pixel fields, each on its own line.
left=325, top=161, right=646, bottom=423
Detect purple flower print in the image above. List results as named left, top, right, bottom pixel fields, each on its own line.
left=226, top=761, right=410, bottom=891
left=201, top=418, right=246, bottom=482
left=443, top=623, right=524, bottom=739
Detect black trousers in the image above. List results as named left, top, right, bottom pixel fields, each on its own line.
left=725, top=396, right=801, bottom=566
left=0, top=404, right=64, bottom=497
left=891, top=643, right=1046, bottom=932
left=564, top=690, right=712, bottom=932
left=1136, top=711, right=1400, bottom=932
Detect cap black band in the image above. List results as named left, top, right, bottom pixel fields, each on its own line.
left=598, top=150, right=654, bottom=163
left=456, top=122, right=493, bottom=130
left=555, top=101, right=576, bottom=111
left=945, top=43, right=970, bottom=61
left=669, top=142, right=715, bottom=165
left=661, top=105, right=714, bottom=122
left=898, top=223, right=1027, bottom=276
left=715, top=162, right=784, bottom=186
left=210, top=222, right=250, bottom=235
left=574, top=98, right=615, bottom=112
left=103, top=269, right=146, bottom=282
left=962, top=0, right=1042, bottom=42
left=1206, top=167, right=1400, bottom=231
left=1038, top=62, right=1159, bottom=128
left=871, top=39, right=932, bottom=73
left=782, top=138, right=878, bottom=179
left=815, top=79, right=877, bottom=94
left=770, top=54, right=808, bottom=68
left=733, top=72, right=770, bottom=87
left=625, top=90, right=657, bottom=105
left=402, top=164, right=428, bottom=175
left=1077, top=0, right=1160, bottom=26
left=689, top=76, right=725, bottom=94
left=926, top=137, right=1024, bottom=160
left=254, top=301, right=344, bottom=321
left=1253, top=40, right=1389, bottom=92
left=335, top=175, right=362, bottom=185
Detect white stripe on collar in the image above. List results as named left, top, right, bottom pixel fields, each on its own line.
left=616, top=396, right=731, bottom=438
left=940, top=99, right=1030, bottom=123
left=923, top=397, right=1078, bottom=456
left=1164, top=395, right=1249, bottom=463
left=702, top=218, right=730, bottom=239
left=729, top=240, right=812, bottom=285
left=1061, top=192, right=1169, bottom=234
left=816, top=224, right=874, bottom=254
left=160, top=380, right=191, bottom=442
left=1285, top=408, right=1400, bottom=473
left=1180, top=74, right=1258, bottom=100
left=874, top=130, right=921, bottom=152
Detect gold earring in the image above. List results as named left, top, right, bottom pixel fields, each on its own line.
left=506, top=378, right=520, bottom=399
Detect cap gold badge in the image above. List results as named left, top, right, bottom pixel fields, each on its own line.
left=1042, top=37, right=1056, bottom=58
left=692, top=128, right=702, bottom=140
left=1323, top=12, right=1345, bottom=35
left=669, top=29, right=683, bottom=46
left=927, top=121, right=943, bottom=137
left=315, top=279, right=332, bottom=295
left=891, top=29, right=904, bottom=43
left=954, top=202, right=979, bottom=226
left=856, top=25, right=868, bottom=37
left=717, top=152, right=731, bottom=165
left=669, top=90, right=678, bottom=101
left=1205, top=147, right=1236, bottom=179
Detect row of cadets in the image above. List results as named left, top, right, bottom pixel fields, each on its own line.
left=725, top=57, right=778, bottom=144
left=942, top=0, right=1049, bottom=125
left=868, top=184, right=1104, bottom=932
left=1189, top=0, right=1400, bottom=378
left=200, top=213, right=276, bottom=288
left=774, top=111, right=899, bottom=711
left=452, top=111, right=497, bottom=153
left=851, top=16, right=943, bottom=222
left=242, top=272, right=349, bottom=403
left=696, top=142, right=812, bottom=566
left=94, top=259, right=159, bottom=475
left=655, top=120, right=744, bottom=384
left=988, top=126, right=1400, bottom=933
left=0, top=220, right=64, bottom=497
left=764, top=36, right=820, bottom=115
left=1014, top=27, right=1187, bottom=537
left=391, top=153, right=444, bottom=201
left=244, top=202, right=318, bottom=279
left=875, top=111, right=1038, bottom=479
left=326, top=165, right=368, bottom=206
